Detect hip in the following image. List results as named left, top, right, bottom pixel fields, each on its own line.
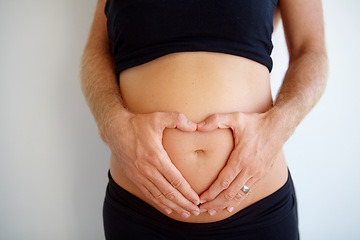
left=110, top=150, right=288, bottom=222
left=104, top=168, right=299, bottom=239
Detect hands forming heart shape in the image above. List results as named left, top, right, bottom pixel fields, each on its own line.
left=105, top=110, right=287, bottom=218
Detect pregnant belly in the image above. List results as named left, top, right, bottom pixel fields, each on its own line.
left=110, top=51, right=288, bottom=222
left=163, top=128, right=234, bottom=195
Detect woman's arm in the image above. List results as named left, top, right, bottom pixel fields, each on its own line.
left=271, top=0, right=328, bottom=132
left=80, top=0, right=200, bottom=217
left=197, top=0, right=328, bottom=213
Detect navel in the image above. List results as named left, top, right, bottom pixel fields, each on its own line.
left=194, top=149, right=205, bottom=155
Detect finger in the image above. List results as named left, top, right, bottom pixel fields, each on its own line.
left=199, top=175, right=256, bottom=215
left=225, top=177, right=260, bottom=213
left=197, top=113, right=238, bottom=132
left=232, top=175, right=256, bottom=201
left=199, top=172, right=252, bottom=215
left=142, top=152, right=200, bottom=214
left=136, top=122, right=199, bottom=215
left=136, top=182, right=173, bottom=215
left=135, top=176, right=194, bottom=218
left=151, top=169, right=200, bottom=213
left=199, top=149, right=241, bottom=203
left=161, top=112, right=197, bottom=131
left=159, top=154, right=201, bottom=206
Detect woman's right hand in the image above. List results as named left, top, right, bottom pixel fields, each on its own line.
left=101, top=110, right=201, bottom=218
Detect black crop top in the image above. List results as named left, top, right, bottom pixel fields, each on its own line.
left=105, top=0, right=278, bottom=76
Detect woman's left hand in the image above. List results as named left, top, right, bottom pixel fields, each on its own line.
left=197, top=110, right=287, bottom=215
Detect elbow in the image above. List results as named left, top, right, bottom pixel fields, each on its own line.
left=289, top=44, right=328, bottom=76
left=287, top=44, right=329, bottom=93
left=289, top=43, right=327, bottom=64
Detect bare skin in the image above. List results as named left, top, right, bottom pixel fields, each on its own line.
left=80, top=0, right=328, bottom=218
left=197, top=0, right=328, bottom=213
left=80, top=0, right=200, bottom=216
left=111, top=51, right=289, bottom=222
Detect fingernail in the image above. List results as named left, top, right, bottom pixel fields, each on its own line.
left=200, top=208, right=207, bottom=213
left=193, top=201, right=200, bottom=206
left=191, top=210, right=200, bottom=216
left=181, top=212, right=190, bottom=218
left=208, top=209, right=217, bottom=216
left=200, top=199, right=207, bottom=204
left=197, top=122, right=205, bottom=128
left=165, top=209, right=172, bottom=215
left=227, top=207, right=234, bottom=213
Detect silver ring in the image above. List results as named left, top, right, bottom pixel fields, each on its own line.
left=240, top=185, right=250, bottom=194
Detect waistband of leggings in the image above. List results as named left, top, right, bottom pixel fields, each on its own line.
left=105, top=168, right=295, bottom=231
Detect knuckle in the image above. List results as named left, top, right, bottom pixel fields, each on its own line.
left=136, top=163, right=153, bottom=178
left=213, top=114, right=220, bottom=123
left=165, top=191, right=176, bottom=200
left=234, top=192, right=243, bottom=201
left=143, top=151, right=161, bottom=167
left=134, top=161, right=144, bottom=172
left=155, top=193, right=166, bottom=201
left=170, top=178, right=183, bottom=189
left=220, top=179, right=231, bottom=190
left=241, top=154, right=253, bottom=166
left=143, top=168, right=153, bottom=178
left=224, top=190, right=236, bottom=201
left=144, top=192, right=154, bottom=200
left=234, top=112, right=241, bottom=122
left=149, top=157, right=161, bottom=168
left=176, top=112, right=185, bottom=122
left=218, top=167, right=237, bottom=187
left=151, top=112, right=164, bottom=126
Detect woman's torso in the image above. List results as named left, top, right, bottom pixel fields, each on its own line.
left=110, top=51, right=288, bottom=223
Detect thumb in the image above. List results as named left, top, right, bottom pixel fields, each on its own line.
left=163, top=112, right=197, bottom=131
left=197, top=113, right=235, bottom=132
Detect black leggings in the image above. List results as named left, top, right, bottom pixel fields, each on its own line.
left=103, top=170, right=299, bottom=240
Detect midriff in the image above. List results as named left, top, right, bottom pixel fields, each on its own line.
left=110, top=51, right=288, bottom=223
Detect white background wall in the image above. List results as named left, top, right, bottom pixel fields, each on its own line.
left=0, top=0, right=359, bottom=239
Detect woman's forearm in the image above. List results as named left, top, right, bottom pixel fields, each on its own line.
left=80, top=44, right=130, bottom=142
left=79, top=0, right=130, bottom=142
left=269, top=49, right=329, bottom=141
